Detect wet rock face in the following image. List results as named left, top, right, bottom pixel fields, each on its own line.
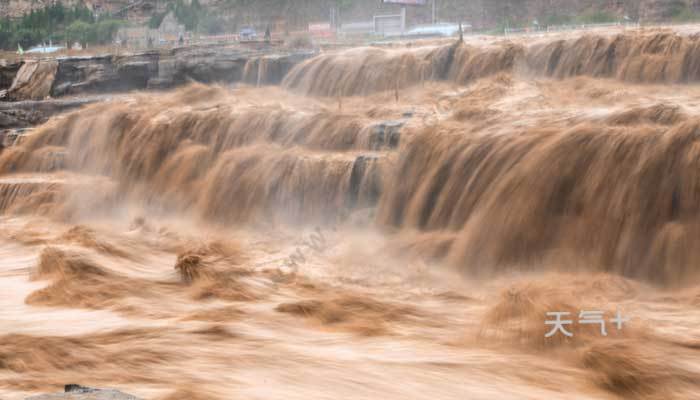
left=242, top=52, right=316, bottom=86
left=0, top=46, right=314, bottom=100
left=0, top=61, right=21, bottom=91
left=164, top=46, right=250, bottom=85
left=369, top=120, right=403, bottom=150
left=348, top=155, right=384, bottom=210
left=0, top=109, right=41, bottom=129
left=7, top=60, right=58, bottom=101
left=51, top=53, right=161, bottom=97
left=25, top=385, right=142, bottom=400
left=0, top=98, right=102, bottom=130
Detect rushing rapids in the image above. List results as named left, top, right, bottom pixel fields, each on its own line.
left=1, top=29, right=700, bottom=400
left=284, top=30, right=700, bottom=97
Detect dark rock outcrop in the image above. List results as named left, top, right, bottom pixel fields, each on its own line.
left=368, top=120, right=403, bottom=150
left=348, top=155, right=383, bottom=209
left=0, top=60, right=21, bottom=90
left=7, top=60, right=58, bottom=101
left=0, top=97, right=103, bottom=130
left=0, top=45, right=315, bottom=100
left=0, top=45, right=314, bottom=128
left=25, top=385, right=142, bottom=400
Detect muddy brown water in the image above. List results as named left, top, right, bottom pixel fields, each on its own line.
left=1, top=31, right=700, bottom=400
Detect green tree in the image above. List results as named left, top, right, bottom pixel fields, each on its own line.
left=94, top=19, right=122, bottom=44
left=200, top=14, right=226, bottom=34
left=149, top=12, right=167, bottom=29
left=66, top=20, right=91, bottom=46
left=14, top=28, right=40, bottom=48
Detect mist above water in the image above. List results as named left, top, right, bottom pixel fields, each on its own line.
left=0, top=29, right=700, bottom=400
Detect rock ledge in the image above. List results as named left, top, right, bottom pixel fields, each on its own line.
left=25, top=385, right=142, bottom=400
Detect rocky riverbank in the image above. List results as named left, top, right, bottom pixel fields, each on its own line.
left=0, top=44, right=314, bottom=101
left=0, top=44, right=314, bottom=132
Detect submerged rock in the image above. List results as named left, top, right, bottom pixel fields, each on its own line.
left=368, top=120, right=404, bottom=150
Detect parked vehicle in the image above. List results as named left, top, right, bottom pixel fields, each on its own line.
left=239, top=27, right=257, bottom=41
left=405, top=23, right=470, bottom=38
